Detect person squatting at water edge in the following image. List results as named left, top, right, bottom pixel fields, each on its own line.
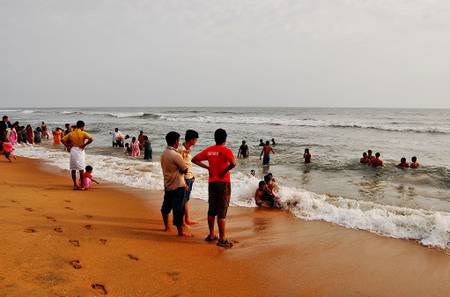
left=192, top=128, right=237, bottom=249
left=61, top=120, right=94, bottom=190
left=160, top=131, right=191, bottom=237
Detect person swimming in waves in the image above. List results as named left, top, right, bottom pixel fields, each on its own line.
left=410, top=156, right=419, bottom=169
left=397, top=157, right=409, bottom=169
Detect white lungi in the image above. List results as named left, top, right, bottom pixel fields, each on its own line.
left=70, top=147, right=85, bottom=170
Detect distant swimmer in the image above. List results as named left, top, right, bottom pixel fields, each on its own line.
left=410, top=156, right=419, bottom=169
left=397, top=157, right=409, bottom=169
left=271, top=138, right=276, bottom=146
left=303, top=148, right=311, bottom=164
left=259, top=139, right=264, bottom=147
left=371, top=152, right=383, bottom=167
left=260, top=141, right=274, bottom=165
left=360, top=152, right=369, bottom=164
left=237, top=140, right=249, bottom=158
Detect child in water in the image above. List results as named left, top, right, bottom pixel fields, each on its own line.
left=304, top=148, right=311, bottom=164
left=410, top=156, right=419, bottom=169
left=360, top=152, right=369, bottom=164
left=397, top=157, right=409, bottom=168
left=124, top=143, right=132, bottom=155
left=83, top=165, right=99, bottom=189
left=131, top=137, right=140, bottom=157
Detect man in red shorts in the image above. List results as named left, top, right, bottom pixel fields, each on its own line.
left=192, top=128, right=236, bottom=248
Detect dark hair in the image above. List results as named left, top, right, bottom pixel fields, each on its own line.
left=412, top=156, right=417, bottom=162
left=185, top=129, right=199, bottom=141
left=125, top=143, right=129, bottom=147
left=132, top=137, right=136, bottom=141
left=259, top=139, right=263, bottom=142
left=363, top=152, right=367, bottom=156
left=115, top=128, right=118, bottom=132
left=76, top=120, right=85, bottom=128
left=375, top=152, right=380, bottom=157
left=401, top=157, right=406, bottom=162
left=368, top=150, right=372, bottom=154
left=265, top=140, right=270, bottom=145
left=143, top=135, right=148, bottom=140
left=65, top=123, right=70, bottom=127
left=166, top=131, right=180, bottom=146
left=259, top=181, right=265, bottom=187
left=214, top=129, right=227, bottom=145
left=264, top=175, right=271, bottom=183
left=140, top=130, right=143, bottom=134
left=242, top=140, right=246, bottom=144
left=85, top=165, right=93, bottom=172
left=2, top=115, right=7, bottom=120
left=305, top=148, right=309, bottom=153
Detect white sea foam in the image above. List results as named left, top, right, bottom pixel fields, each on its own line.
left=14, top=145, right=450, bottom=249
left=21, top=110, right=35, bottom=114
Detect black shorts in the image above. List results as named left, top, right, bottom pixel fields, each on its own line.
left=208, top=182, right=231, bottom=219
left=161, top=187, right=185, bottom=227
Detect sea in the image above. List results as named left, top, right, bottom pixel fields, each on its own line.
left=3, top=107, right=450, bottom=249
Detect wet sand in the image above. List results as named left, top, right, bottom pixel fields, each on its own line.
left=0, top=157, right=449, bottom=297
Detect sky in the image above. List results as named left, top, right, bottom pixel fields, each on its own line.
left=1, top=0, right=450, bottom=108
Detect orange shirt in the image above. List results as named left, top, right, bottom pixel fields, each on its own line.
left=193, top=145, right=235, bottom=183
left=62, top=129, right=93, bottom=148
left=53, top=130, right=63, bottom=144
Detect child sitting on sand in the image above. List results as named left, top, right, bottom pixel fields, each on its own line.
left=83, top=165, right=99, bottom=189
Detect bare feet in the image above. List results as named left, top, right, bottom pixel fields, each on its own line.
left=185, top=220, right=199, bottom=226
left=178, top=232, right=194, bottom=237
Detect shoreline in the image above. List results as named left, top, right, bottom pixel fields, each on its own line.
left=1, top=157, right=449, bottom=296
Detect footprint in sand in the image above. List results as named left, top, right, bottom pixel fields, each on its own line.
left=167, top=272, right=180, bottom=281
left=64, top=207, right=74, bottom=211
left=69, top=260, right=82, bottom=269
left=99, top=239, right=107, bottom=245
left=10, top=200, right=18, bottom=203
left=24, top=207, right=33, bottom=212
left=91, top=283, right=107, bottom=295
left=24, top=228, right=36, bottom=233
left=69, top=240, right=80, bottom=247
left=64, top=200, right=71, bottom=203
left=85, top=214, right=93, bottom=219
left=127, top=254, right=139, bottom=261
left=54, top=227, right=63, bottom=233
left=84, top=224, right=92, bottom=230
left=45, top=216, right=56, bottom=222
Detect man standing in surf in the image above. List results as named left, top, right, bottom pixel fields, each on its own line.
left=61, top=120, right=93, bottom=190
left=192, top=128, right=236, bottom=248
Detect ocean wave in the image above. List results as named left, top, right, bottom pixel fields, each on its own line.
left=21, top=110, right=35, bottom=114
left=157, top=115, right=450, bottom=134
left=13, top=145, right=450, bottom=249
left=60, top=110, right=162, bottom=119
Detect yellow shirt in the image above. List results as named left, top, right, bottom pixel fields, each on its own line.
left=62, top=129, right=93, bottom=148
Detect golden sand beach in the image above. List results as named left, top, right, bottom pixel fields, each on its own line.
left=1, top=157, right=449, bottom=297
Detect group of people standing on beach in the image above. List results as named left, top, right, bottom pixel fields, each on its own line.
left=160, top=128, right=236, bottom=248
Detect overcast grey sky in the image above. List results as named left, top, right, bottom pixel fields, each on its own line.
left=1, top=0, right=449, bottom=108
